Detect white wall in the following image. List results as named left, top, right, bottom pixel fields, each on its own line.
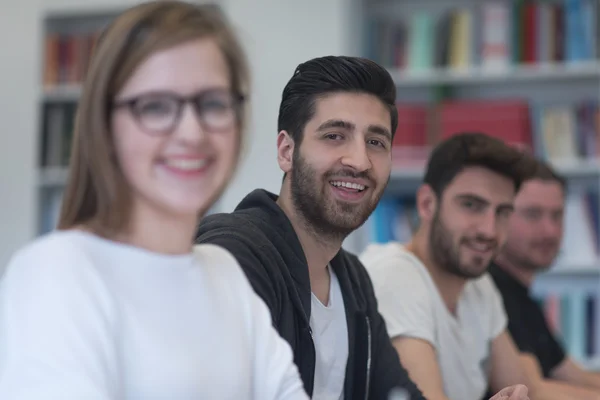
left=0, top=0, right=358, bottom=269
left=218, top=0, right=360, bottom=213
left=0, top=1, right=42, bottom=270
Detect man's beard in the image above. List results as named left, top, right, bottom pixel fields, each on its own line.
left=429, top=209, right=497, bottom=279
left=289, top=149, right=383, bottom=242
left=502, top=241, right=559, bottom=272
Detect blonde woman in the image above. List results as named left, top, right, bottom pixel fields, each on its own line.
left=0, top=2, right=308, bottom=399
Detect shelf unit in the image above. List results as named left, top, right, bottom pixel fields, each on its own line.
left=37, top=10, right=119, bottom=236
left=388, top=60, right=600, bottom=87
left=348, top=0, right=600, bottom=371
left=42, top=84, right=83, bottom=102
left=37, top=7, right=226, bottom=236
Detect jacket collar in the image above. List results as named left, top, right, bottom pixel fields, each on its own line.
left=234, top=188, right=369, bottom=314
left=235, top=189, right=312, bottom=315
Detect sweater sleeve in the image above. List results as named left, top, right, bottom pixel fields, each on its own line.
left=198, top=244, right=309, bottom=400
left=244, top=267, right=309, bottom=400
left=0, top=238, right=119, bottom=399
left=195, top=221, right=280, bottom=323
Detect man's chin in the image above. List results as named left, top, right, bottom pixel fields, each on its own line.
left=456, top=260, right=492, bottom=279
left=530, top=260, right=555, bottom=272
left=326, top=215, right=368, bottom=233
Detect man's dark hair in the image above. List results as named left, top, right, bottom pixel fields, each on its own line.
left=528, top=158, right=567, bottom=190
left=277, top=55, right=398, bottom=146
left=424, top=132, right=538, bottom=197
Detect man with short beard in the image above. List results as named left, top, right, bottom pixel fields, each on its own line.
left=196, top=57, right=530, bottom=400
left=195, top=55, right=426, bottom=400
left=491, top=160, right=600, bottom=398
left=360, top=133, right=548, bottom=400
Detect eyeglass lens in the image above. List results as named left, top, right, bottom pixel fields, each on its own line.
left=130, top=90, right=239, bottom=134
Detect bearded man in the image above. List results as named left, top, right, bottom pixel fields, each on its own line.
left=196, top=56, right=532, bottom=400
left=195, top=55, right=425, bottom=400
left=360, top=133, right=552, bottom=400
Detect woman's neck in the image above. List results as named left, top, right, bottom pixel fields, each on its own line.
left=112, top=203, right=199, bottom=255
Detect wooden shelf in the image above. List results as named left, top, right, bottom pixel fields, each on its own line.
left=540, top=265, right=600, bottom=277
left=550, top=158, right=600, bottom=177
left=389, top=61, right=600, bottom=87
left=533, top=265, right=600, bottom=295
left=385, top=157, right=600, bottom=197
left=389, top=158, right=600, bottom=182
left=42, top=84, right=82, bottom=102
left=38, top=167, right=69, bottom=187
left=390, top=164, right=426, bottom=180
left=581, top=356, right=600, bottom=371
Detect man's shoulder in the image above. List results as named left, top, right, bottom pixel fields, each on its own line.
left=197, top=210, right=253, bottom=235
left=359, top=242, right=428, bottom=282
left=340, top=244, right=431, bottom=305
left=196, top=211, right=268, bottom=248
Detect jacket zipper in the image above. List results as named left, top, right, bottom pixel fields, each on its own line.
left=303, top=309, right=315, bottom=395
left=364, top=316, right=372, bottom=400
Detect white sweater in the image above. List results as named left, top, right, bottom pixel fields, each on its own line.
left=0, top=230, right=308, bottom=400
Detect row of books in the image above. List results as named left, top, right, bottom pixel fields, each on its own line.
left=43, top=30, right=101, bottom=87
left=40, top=189, right=64, bottom=235
left=368, top=0, right=599, bottom=71
left=40, top=102, right=77, bottom=168
left=535, top=291, right=599, bottom=361
left=390, top=98, right=600, bottom=165
left=38, top=97, right=600, bottom=174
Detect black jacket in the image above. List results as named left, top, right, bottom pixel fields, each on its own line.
left=195, top=189, right=425, bottom=400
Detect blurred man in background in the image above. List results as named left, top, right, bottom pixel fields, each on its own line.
left=491, top=159, right=600, bottom=397
left=360, top=132, right=541, bottom=400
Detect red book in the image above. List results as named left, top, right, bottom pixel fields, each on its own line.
left=523, top=3, right=538, bottom=63
left=439, top=100, right=532, bottom=150
left=393, top=104, right=428, bottom=148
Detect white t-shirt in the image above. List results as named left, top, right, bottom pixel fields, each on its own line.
left=310, top=266, right=348, bottom=400
left=360, top=242, right=507, bottom=400
left=0, top=230, right=308, bottom=400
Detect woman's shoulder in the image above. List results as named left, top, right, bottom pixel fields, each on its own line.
left=191, top=243, right=258, bottom=301
left=6, top=230, right=91, bottom=267
left=192, top=243, right=244, bottom=279
left=2, top=230, right=111, bottom=298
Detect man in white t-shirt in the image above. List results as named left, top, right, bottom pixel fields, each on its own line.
left=361, top=133, right=548, bottom=400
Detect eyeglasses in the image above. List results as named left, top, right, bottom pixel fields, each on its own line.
left=112, top=88, right=245, bottom=135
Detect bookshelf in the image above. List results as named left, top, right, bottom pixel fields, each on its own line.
left=389, top=61, right=600, bottom=87
left=43, top=84, right=83, bottom=102
left=37, top=10, right=118, bottom=235
left=36, top=6, right=228, bottom=237
left=350, top=0, right=600, bottom=371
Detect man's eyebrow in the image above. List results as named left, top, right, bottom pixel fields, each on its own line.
left=316, top=119, right=355, bottom=132
left=367, top=124, right=392, bottom=141
left=456, top=193, right=515, bottom=212
left=456, top=193, right=490, bottom=205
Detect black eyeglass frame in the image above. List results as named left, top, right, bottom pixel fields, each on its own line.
left=111, top=88, right=246, bottom=135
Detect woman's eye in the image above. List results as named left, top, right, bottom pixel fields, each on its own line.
left=202, top=100, right=229, bottom=112
left=138, top=100, right=173, bottom=116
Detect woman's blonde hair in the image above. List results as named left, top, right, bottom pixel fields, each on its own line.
left=58, top=1, right=250, bottom=235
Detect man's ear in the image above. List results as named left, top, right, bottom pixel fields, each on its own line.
left=277, top=130, right=294, bottom=174
left=416, top=184, right=438, bottom=223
